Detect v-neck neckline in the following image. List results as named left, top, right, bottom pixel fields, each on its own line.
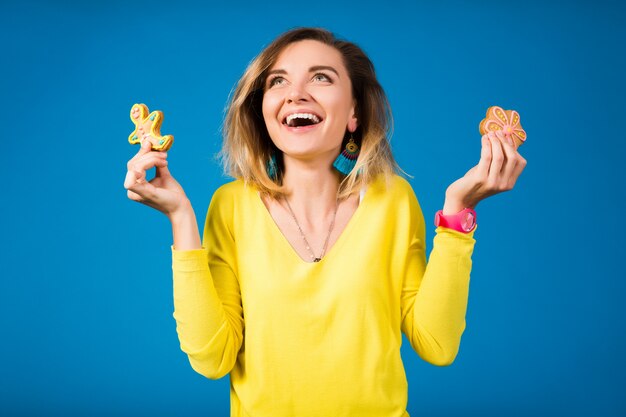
left=253, top=185, right=371, bottom=266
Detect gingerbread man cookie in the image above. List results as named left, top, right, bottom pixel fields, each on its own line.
left=479, top=106, right=526, bottom=148
left=128, top=103, right=174, bottom=152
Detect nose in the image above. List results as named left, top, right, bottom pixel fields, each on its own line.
left=286, top=82, right=309, bottom=103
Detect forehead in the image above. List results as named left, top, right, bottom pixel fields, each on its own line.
left=270, top=40, right=347, bottom=74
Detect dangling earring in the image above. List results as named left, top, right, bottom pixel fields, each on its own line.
left=266, top=153, right=278, bottom=180
left=333, top=135, right=360, bottom=175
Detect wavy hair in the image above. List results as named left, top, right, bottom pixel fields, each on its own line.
left=220, top=27, right=399, bottom=199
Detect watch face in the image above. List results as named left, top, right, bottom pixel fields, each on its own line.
left=461, top=211, right=476, bottom=231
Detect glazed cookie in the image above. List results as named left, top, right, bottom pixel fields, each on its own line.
left=128, top=103, right=174, bottom=152
left=479, top=106, right=526, bottom=147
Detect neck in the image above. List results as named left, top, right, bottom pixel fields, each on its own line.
left=280, top=155, right=342, bottom=226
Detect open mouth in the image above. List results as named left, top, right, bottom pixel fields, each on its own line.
left=283, top=113, right=323, bottom=128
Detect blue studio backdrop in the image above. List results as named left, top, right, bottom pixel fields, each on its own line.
left=1, top=0, right=625, bottom=416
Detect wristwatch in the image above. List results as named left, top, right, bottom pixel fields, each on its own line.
left=434, top=208, right=477, bottom=233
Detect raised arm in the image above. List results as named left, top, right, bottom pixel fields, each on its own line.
left=400, top=130, right=525, bottom=365
left=399, top=191, right=476, bottom=366
left=171, top=187, right=244, bottom=379
left=124, top=140, right=243, bottom=379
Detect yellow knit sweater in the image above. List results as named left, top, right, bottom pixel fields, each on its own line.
left=171, top=175, right=476, bottom=417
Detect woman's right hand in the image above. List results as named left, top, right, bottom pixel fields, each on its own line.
left=124, top=139, right=190, bottom=219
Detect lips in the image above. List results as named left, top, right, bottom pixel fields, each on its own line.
left=282, top=111, right=323, bottom=128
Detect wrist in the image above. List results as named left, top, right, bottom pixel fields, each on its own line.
left=168, top=201, right=202, bottom=251
left=167, top=199, right=194, bottom=224
left=435, top=206, right=477, bottom=233
left=442, top=198, right=474, bottom=215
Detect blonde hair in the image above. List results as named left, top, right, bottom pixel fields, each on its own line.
left=220, top=27, right=399, bottom=199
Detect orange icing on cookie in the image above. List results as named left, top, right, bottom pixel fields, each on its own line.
left=128, top=103, right=174, bottom=152
left=479, top=106, right=526, bottom=147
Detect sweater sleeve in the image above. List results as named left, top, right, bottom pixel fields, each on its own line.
left=171, top=186, right=244, bottom=379
left=399, top=185, right=476, bottom=366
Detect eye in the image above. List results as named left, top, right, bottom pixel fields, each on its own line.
left=267, top=76, right=286, bottom=88
left=312, top=73, right=332, bottom=83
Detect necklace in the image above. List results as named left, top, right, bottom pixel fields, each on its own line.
left=283, top=196, right=339, bottom=262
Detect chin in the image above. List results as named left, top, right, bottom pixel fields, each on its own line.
left=277, top=143, right=340, bottom=164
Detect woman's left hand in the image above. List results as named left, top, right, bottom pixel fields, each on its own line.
left=442, top=130, right=527, bottom=214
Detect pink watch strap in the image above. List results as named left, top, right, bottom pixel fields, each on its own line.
left=434, top=208, right=477, bottom=233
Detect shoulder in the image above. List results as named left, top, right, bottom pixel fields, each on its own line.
left=368, top=174, right=419, bottom=202
left=368, top=174, right=424, bottom=221
left=205, top=179, right=245, bottom=222
left=389, top=174, right=416, bottom=196
left=204, top=180, right=252, bottom=238
left=212, top=179, right=247, bottom=200
left=209, top=179, right=257, bottom=207
left=207, top=179, right=263, bottom=224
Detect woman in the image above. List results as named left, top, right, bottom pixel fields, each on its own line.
left=124, top=28, right=526, bottom=417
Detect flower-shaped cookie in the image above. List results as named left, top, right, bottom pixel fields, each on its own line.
left=128, top=103, right=174, bottom=152
left=479, top=106, right=526, bottom=148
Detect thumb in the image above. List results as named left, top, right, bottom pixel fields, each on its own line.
left=139, top=137, right=153, bottom=154
left=476, top=134, right=491, bottom=177
left=155, top=163, right=171, bottom=178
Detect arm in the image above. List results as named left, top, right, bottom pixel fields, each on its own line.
left=400, top=129, right=525, bottom=365
left=400, top=191, right=476, bottom=366
left=124, top=140, right=243, bottom=378
left=171, top=187, right=244, bottom=379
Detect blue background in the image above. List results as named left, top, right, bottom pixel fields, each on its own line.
left=1, top=0, right=625, bottom=416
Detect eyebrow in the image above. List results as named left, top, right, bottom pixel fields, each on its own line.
left=267, top=65, right=340, bottom=78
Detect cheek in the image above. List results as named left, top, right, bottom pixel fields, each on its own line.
left=321, top=84, right=353, bottom=111
left=323, top=92, right=354, bottom=127
left=261, top=94, right=283, bottom=144
left=261, top=99, right=271, bottom=125
left=262, top=93, right=281, bottom=123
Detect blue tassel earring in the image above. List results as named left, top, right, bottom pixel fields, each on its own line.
left=333, top=136, right=360, bottom=175
left=266, top=153, right=278, bottom=180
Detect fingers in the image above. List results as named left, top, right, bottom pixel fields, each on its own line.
left=476, top=134, right=492, bottom=179
left=155, top=163, right=171, bottom=178
left=495, top=131, right=515, bottom=186
left=127, top=188, right=144, bottom=202
left=125, top=152, right=168, bottom=184
left=124, top=167, right=143, bottom=188
left=493, top=131, right=527, bottom=191
left=132, top=151, right=168, bottom=174
left=126, top=139, right=167, bottom=175
left=503, top=133, right=527, bottom=188
left=137, top=137, right=153, bottom=157
left=124, top=152, right=169, bottom=200
left=450, top=130, right=527, bottom=209
left=487, top=131, right=505, bottom=186
left=127, top=138, right=162, bottom=167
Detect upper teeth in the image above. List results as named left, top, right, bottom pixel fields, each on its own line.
left=286, top=113, right=320, bottom=125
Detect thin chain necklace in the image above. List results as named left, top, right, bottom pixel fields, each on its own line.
left=283, top=196, right=339, bottom=262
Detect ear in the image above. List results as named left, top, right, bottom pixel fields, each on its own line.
left=347, top=110, right=358, bottom=133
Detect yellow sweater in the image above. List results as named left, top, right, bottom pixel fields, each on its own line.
left=171, top=175, right=476, bottom=417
